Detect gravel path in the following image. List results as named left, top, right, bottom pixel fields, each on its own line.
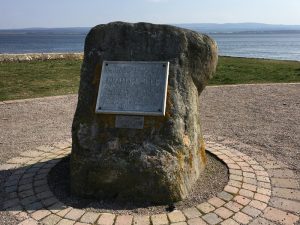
left=200, top=83, right=300, bottom=180
left=0, top=95, right=77, bottom=165
left=0, top=83, right=299, bottom=224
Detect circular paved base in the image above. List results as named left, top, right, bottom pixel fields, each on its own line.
left=1, top=140, right=299, bottom=225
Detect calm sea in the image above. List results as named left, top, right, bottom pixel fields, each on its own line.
left=210, top=32, right=300, bottom=61
left=0, top=31, right=300, bottom=61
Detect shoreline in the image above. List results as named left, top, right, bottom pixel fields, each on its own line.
left=0, top=52, right=83, bottom=62
left=0, top=52, right=299, bottom=63
left=220, top=55, right=300, bottom=63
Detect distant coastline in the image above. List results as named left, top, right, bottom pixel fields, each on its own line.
left=1, top=29, right=300, bottom=35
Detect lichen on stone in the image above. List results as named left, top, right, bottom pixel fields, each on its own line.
left=71, top=22, right=218, bottom=204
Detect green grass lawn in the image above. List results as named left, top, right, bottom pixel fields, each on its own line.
left=210, top=57, right=300, bottom=85
left=0, top=59, right=81, bottom=101
left=0, top=57, right=299, bottom=101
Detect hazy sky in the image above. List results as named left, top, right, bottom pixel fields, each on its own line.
left=0, top=0, right=299, bottom=29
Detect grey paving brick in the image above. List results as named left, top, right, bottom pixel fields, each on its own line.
left=241, top=205, right=262, bottom=217
left=217, top=191, right=233, bottom=201
left=202, top=213, right=223, bottom=225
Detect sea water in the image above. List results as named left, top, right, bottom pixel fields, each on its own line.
left=210, top=32, right=300, bottom=61
left=0, top=31, right=299, bottom=61
left=0, top=33, right=85, bottom=54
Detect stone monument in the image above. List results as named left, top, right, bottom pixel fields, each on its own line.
left=71, top=22, right=218, bottom=203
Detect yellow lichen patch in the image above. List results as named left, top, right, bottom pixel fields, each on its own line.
left=188, top=151, right=193, bottom=168
left=199, top=138, right=207, bottom=165
left=165, top=88, right=173, bottom=119
left=183, top=134, right=191, bottom=147
left=176, top=151, right=185, bottom=171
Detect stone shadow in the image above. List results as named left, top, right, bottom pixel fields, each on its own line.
left=47, top=153, right=228, bottom=214
left=0, top=151, right=228, bottom=215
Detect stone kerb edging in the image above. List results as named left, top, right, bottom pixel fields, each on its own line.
left=1, top=141, right=299, bottom=225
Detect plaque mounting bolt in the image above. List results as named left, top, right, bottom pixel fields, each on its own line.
left=105, top=63, right=108, bottom=66
left=158, top=109, right=161, bottom=112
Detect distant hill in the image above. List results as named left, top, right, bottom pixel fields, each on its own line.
left=1, top=23, right=300, bottom=34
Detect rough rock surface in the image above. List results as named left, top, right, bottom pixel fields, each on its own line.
left=71, top=22, right=218, bottom=203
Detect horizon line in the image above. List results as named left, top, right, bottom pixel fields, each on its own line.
left=1, top=22, right=300, bottom=30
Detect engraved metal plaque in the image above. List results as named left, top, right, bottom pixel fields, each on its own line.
left=95, top=61, right=169, bottom=116
left=115, top=115, right=144, bottom=129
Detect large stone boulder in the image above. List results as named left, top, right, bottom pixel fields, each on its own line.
left=71, top=22, right=218, bottom=203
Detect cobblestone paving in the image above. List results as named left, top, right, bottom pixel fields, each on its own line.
left=1, top=140, right=299, bottom=225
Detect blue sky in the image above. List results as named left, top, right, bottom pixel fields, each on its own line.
left=0, top=0, right=299, bottom=29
